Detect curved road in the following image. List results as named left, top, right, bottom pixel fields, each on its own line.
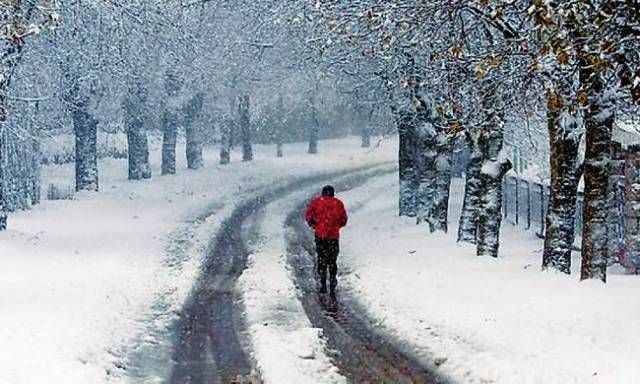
left=167, top=164, right=445, bottom=384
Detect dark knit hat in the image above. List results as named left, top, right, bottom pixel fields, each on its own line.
left=322, top=185, right=335, bottom=197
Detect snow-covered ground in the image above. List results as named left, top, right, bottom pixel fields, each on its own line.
left=339, top=174, right=640, bottom=384
left=0, top=137, right=395, bottom=384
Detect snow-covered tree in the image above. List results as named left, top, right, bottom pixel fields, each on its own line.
left=527, top=0, right=640, bottom=281
left=0, top=1, right=59, bottom=231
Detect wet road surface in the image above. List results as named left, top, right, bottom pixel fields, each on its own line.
left=169, top=196, right=261, bottom=384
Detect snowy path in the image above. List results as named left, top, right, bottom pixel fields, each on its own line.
left=166, top=163, right=445, bottom=384
left=283, top=170, right=445, bottom=384
left=167, top=164, right=400, bottom=383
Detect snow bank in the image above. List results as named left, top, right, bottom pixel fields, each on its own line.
left=238, top=188, right=346, bottom=384
left=0, top=137, right=396, bottom=384
left=340, top=175, right=640, bottom=384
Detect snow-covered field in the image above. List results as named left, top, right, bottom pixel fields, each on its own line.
left=340, top=174, right=640, bottom=384
left=0, top=137, right=395, bottom=384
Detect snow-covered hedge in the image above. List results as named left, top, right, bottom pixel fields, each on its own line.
left=40, top=132, right=129, bottom=165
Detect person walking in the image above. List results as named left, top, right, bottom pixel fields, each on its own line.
left=304, top=185, right=348, bottom=298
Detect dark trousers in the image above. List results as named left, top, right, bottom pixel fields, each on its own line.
left=315, top=237, right=340, bottom=290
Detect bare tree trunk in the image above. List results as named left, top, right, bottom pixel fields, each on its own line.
left=308, top=93, right=319, bottom=154
left=161, top=110, right=178, bottom=175
left=433, top=132, right=454, bottom=232
left=239, top=94, right=252, bottom=162
left=361, top=106, right=373, bottom=148
left=126, top=123, right=151, bottom=180
left=0, top=9, right=35, bottom=230
left=412, top=91, right=453, bottom=232
left=73, top=97, right=99, bottom=192
left=185, top=126, right=203, bottom=169
left=18, top=140, right=29, bottom=208
left=61, top=71, right=99, bottom=193
left=184, top=93, right=204, bottom=170
left=607, top=146, right=626, bottom=263
left=29, top=139, right=41, bottom=206
left=125, top=86, right=151, bottom=180
left=361, top=126, right=371, bottom=148
left=415, top=122, right=438, bottom=230
left=542, top=107, right=582, bottom=274
left=276, top=143, right=283, bottom=158
left=220, top=118, right=232, bottom=165
left=398, top=110, right=417, bottom=217
left=276, top=93, right=284, bottom=157
left=624, top=147, right=640, bottom=271
left=220, top=95, right=236, bottom=165
left=458, top=134, right=482, bottom=243
left=162, top=69, right=181, bottom=175
left=476, top=158, right=512, bottom=257
left=580, top=68, right=615, bottom=282
left=476, top=91, right=512, bottom=258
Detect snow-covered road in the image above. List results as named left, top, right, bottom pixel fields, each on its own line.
left=0, top=138, right=397, bottom=384
left=169, top=165, right=397, bottom=383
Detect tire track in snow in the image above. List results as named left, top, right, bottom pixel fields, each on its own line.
left=167, top=163, right=394, bottom=384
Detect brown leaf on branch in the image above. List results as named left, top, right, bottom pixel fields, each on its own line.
left=577, top=91, right=588, bottom=105
left=450, top=121, right=463, bottom=133
left=547, top=91, right=564, bottom=111
left=556, top=51, right=569, bottom=65
left=448, top=45, right=463, bottom=59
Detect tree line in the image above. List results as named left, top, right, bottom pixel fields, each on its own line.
left=1, top=1, right=639, bottom=284
left=291, top=0, right=640, bottom=282
left=0, top=1, right=389, bottom=233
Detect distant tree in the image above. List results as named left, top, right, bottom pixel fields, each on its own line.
left=275, top=93, right=285, bottom=157
left=239, top=94, right=252, bottom=161
left=162, top=69, right=181, bottom=175
left=307, top=90, right=319, bottom=155
left=124, top=80, right=152, bottom=180
left=184, top=92, right=205, bottom=169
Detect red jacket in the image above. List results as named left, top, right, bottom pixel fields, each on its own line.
left=305, top=196, right=348, bottom=239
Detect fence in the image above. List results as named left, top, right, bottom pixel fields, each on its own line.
left=501, top=175, right=628, bottom=256
left=501, top=176, right=584, bottom=240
